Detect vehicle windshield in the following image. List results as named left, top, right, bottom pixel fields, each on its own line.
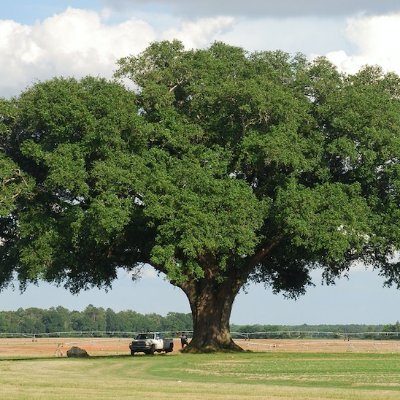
left=136, top=333, right=152, bottom=340
left=135, top=333, right=163, bottom=340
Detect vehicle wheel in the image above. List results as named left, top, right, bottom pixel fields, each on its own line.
left=149, top=344, right=155, bottom=355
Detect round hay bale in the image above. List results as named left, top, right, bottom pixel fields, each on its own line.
left=66, top=346, right=89, bottom=358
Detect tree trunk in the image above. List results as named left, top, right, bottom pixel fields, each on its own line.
left=180, top=274, right=243, bottom=352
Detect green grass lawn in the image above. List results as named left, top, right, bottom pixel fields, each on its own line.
left=1, top=352, right=400, bottom=399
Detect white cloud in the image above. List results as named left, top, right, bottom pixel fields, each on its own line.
left=0, top=8, right=155, bottom=97
left=216, top=17, right=349, bottom=55
left=162, top=16, right=234, bottom=48
left=140, top=265, right=160, bottom=279
left=326, top=13, right=400, bottom=75
left=0, top=7, right=234, bottom=98
left=3, top=5, right=400, bottom=99
left=125, top=264, right=161, bottom=280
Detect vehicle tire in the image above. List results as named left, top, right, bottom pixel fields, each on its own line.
left=149, top=344, right=155, bottom=355
left=130, top=350, right=135, bottom=356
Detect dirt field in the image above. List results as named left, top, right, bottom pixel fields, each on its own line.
left=238, top=338, right=400, bottom=353
left=1, top=337, right=400, bottom=357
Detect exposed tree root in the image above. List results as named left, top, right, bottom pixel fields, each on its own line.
left=181, top=339, right=245, bottom=353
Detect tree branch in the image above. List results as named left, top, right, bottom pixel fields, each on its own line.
left=243, top=235, right=283, bottom=277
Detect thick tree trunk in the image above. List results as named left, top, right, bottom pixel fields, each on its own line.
left=163, top=240, right=281, bottom=352
left=180, top=274, right=244, bottom=352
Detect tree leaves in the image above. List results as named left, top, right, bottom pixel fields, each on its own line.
left=275, top=181, right=371, bottom=262
left=0, top=154, right=33, bottom=216
left=2, top=41, right=400, bottom=299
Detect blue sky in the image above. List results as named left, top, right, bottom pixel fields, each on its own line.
left=1, top=268, right=400, bottom=325
left=2, top=1, right=101, bottom=24
left=1, top=1, right=400, bottom=325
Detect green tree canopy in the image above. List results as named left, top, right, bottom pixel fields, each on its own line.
left=2, top=41, right=400, bottom=351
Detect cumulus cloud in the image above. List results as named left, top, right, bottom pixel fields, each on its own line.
left=326, top=13, right=400, bottom=75
left=103, top=0, right=400, bottom=18
left=0, top=7, right=235, bottom=98
left=162, top=16, right=234, bottom=48
left=3, top=5, right=400, bottom=100
left=216, top=17, right=349, bottom=55
left=0, top=8, right=155, bottom=97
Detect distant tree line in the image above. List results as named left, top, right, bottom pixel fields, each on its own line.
left=0, top=305, right=192, bottom=335
left=230, top=323, right=386, bottom=334
left=0, top=305, right=399, bottom=337
left=0, top=305, right=400, bottom=338
left=230, top=323, right=400, bottom=339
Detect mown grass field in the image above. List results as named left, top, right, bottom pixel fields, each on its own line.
left=1, top=351, right=400, bottom=399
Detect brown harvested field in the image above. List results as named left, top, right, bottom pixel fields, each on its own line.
left=237, top=338, right=400, bottom=353
left=1, top=337, right=400, bottom=358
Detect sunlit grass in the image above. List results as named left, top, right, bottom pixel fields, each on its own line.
left=1, top=352, right=400, bottom=399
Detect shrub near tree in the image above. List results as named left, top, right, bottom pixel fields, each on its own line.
left=1, top=41, right=400, bottom=351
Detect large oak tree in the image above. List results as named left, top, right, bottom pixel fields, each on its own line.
left=2, top=41, right=400, bottom=351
